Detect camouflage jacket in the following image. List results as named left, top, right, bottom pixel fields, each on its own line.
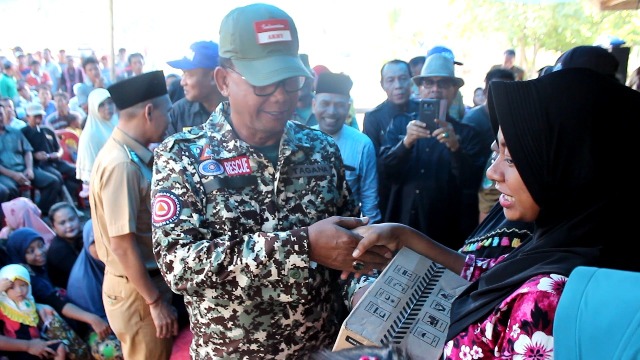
left=151, top=103, right=359, bottom=359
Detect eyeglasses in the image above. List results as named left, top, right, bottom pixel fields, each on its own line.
left=420, top=78, right=455, bottom=89
left=225, top=67, right=306, bottom=97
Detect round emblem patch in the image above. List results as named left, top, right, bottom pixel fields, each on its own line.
left=198, top=159, right=224, bottom=176
left=152, top=190, right=182, bottom=227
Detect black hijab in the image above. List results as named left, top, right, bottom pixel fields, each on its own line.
left=447, top=68, right=640, bottom=340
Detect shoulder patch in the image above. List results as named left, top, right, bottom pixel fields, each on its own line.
left=152, top=190, right=182, bottom=227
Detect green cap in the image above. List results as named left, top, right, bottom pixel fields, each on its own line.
left=219, top=3, right=312, bottom=86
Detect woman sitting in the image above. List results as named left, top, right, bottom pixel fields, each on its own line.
left=6, top=228, right=112, bottom=359
left=66, top=220, right=123, bottom=360
left=46, top=202, right=84, bottom=289
left=351, top=68, right=640, bottom=358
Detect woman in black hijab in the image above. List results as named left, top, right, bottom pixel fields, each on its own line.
left=350, top=68, right=640, bottom=359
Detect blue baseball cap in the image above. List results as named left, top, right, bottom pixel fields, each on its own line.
left=427, top=45, right=463, bottom=65
left=167, top=41, right=219, bottom=70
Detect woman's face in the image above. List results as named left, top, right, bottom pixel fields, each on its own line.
left=24, top=239, right=47, bottom=267
left=6, top=279, right=29, bottom=303
left=486, top=128, right=540, bottom=222
left=52, top=206, right=81, bottom=239
left=98, top=98, right=115, bottom=120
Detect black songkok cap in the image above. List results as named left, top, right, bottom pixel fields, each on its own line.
left=108, top=70, right=167, bottom=110
left=315, top=72, right=353, bottom=97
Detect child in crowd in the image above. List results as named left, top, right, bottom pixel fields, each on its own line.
left=0, top=264, right=66, bottom=360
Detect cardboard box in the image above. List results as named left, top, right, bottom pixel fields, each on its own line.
left=333, top=247, right=471, bottom=359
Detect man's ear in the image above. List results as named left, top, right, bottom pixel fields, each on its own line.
left=145, top=103, right=153, bottom=120
left=214, top=67, right=230, bottom=97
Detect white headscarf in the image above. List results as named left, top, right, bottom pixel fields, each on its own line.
left=0, top=264, right=39, bottom=326
left=75, top=88, right=119, bottom=183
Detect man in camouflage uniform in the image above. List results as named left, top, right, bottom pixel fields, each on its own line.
left=151, top=3, right=389, bottom=359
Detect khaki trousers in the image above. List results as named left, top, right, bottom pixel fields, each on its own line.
left=103, top=270, right=174, bottom=360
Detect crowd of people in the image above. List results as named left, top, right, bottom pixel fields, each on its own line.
left=0, top=2, right=639, bottom=360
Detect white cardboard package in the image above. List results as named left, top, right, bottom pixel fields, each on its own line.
left=333, top=247, right=471, bottom=359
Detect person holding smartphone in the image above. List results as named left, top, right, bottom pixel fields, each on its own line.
left=379, top=53, right=486, bottom=250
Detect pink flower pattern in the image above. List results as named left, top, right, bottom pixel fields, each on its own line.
left=443, top=257, right=567, bottom=360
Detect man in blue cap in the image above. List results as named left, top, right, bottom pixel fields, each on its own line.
left=165, top=41, right=226, bottom=136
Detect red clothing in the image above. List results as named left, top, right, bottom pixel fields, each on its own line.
left=444, top=256, right=565, bottom=359
left=0, top=307, right=40, bottom=340
left=25, top=71, right=52, bottom=88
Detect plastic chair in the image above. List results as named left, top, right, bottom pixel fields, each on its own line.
left=55, top=129, right=80, bottom=165
left=554, top=266, right=640, bottom=360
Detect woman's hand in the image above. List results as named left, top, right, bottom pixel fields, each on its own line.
left=26, top=338, right=58, bottom=358
left=352, top=223, right=405, bottom=258
left=89, top=315, right=112, bottom=340
left=35, top=304, right=56, bottom=324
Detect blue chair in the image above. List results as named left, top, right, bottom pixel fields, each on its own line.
left=554, top=266, right=640, bottom=360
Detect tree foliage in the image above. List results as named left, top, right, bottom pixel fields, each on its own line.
left=449, top=0, right=640, bottom=75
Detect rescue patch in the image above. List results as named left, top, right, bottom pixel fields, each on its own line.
left=152, top=190, right=182, bottom=227
left=198, top=159, right=225, bottom=176
left=288, top=164, right=332, bottom=178
left=220, top=155, right=252, bottom=176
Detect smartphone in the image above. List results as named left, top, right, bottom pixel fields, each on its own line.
left=418, top=99, right=448, bottom=133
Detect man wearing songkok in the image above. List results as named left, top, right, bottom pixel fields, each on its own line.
left=311, top=72, right=381, bottom=223
left=90, top=70, right=177, bottom=360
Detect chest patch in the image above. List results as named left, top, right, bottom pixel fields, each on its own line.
left=288, top=164, right=332, bottom=178
left=220, top=155, right=252, bottom=176
left=198, top=159, right=224, bottom=176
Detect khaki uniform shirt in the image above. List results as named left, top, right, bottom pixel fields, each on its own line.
left=90, top=127, right=157, bottom=276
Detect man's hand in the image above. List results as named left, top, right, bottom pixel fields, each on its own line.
left=351, top=283, right=372, bottom=308
left=10, top=170, right=30, bottom=185
left=433, top=119, right=459, bottom=152
left=308, top=216, right=392, bottom=274
left=34, top=151, right=48, bottom=161
left=23, top=168, right=34, bottom=180
left=403, top=120, right=432, bottom=148
left=149, top=299, right=179, bottom=339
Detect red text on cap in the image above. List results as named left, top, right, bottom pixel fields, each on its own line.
left=254, top=19, right=292, bottom=44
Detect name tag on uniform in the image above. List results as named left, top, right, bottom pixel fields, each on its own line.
left=203, top=175, right=258, bottom=192
left=288, top=164, right=332, bottom=178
